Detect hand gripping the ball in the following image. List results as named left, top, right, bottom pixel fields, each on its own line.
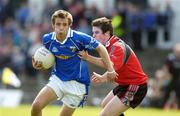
left=32, top=57, right=46, bottom=70
left=33, top=46, right=55, bottom=69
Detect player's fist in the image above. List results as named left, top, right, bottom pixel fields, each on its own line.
left=32, top=57, right=45, bottom=70
left=91, top=72, right=108, bottom=83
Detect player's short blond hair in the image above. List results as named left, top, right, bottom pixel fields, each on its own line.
left=51, top=10, right=73, bottom=26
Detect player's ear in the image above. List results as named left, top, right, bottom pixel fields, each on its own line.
left=69, top=23, right=72, bottom=27
left=105, top=31, right=110, bottom=36
left=51, top=23, right=55, bottom=30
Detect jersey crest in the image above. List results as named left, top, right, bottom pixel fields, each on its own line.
left=70, top=46, right=77, bottom=52
left=52, top=46, right=58, bottom=53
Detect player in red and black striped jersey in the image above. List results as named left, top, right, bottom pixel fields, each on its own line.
left=79, top=17, right=148, bottom=116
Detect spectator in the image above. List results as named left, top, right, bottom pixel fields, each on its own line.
left=128, top=4, right=143, bottom=51
left=142, top=6, right=158, bottom=46
left=162, top=43, right=180, bottom=109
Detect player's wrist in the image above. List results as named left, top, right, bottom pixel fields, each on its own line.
left=107, top=70, right=116, bottom=74
left=85, top=54, right=89, bottom=60
left=106, top=70, right=116, bottom=82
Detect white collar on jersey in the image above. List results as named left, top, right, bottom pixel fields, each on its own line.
left=54, top=28, right=73, bottom=44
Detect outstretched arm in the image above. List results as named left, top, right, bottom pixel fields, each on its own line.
left=95, top=44, right=114, bottom=72
left=79, top=44, right=114, bottom=70
left=79, top=43, right=117, bottom=80
left=78, top=50, right=108, bottom=68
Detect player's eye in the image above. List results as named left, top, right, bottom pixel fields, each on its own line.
left=94, top=31, right=100, bottom=34
left=63, top=23, right=68, bottom=26
left=55, top=23, right=60, bottom=26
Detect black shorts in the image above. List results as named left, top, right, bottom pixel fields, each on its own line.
left=113, top=83, right=147, bottom=108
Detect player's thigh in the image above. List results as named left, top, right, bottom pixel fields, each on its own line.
left=101, top=96, right=129, bottom=116
left=33, top=86, right=58, bottom=108
left=60, top=104, right=76, bottom=116
left=101, top=90, right=114, bottom=108
left=62, top=93, right=84, bottom=108
left=60, top=94, right=83, bottom=116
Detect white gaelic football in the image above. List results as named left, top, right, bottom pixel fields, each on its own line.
left=34, top=46, right=55, bottom=69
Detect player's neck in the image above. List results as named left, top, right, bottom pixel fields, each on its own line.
left=56, top=34, right=66, bottom=42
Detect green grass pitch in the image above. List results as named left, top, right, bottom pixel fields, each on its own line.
left=0, top=105, right=179, bottom=116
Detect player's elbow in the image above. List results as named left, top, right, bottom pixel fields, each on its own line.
left=95, top=43, right=106, bottom=53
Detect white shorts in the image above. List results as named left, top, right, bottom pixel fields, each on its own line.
left=47, top=75, right=86, bottom=108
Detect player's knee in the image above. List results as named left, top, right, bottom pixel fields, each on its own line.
left=99, top=110, right=109, bottom=116
left=31, top=100, right=43, bottom=112
left=100, top=101, right=105, bottom=108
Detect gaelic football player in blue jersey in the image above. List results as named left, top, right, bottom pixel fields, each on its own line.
left=31, top=10, right=116, bottom=116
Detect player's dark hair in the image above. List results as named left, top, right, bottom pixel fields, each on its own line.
left=91, top=17, right=113, bottom=36
left=51, top=10, right=73, bottom=26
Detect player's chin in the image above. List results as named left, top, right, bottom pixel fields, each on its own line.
left=34, top=66, right=43, bottom=70
left=58, top=31, right=64, bottom=35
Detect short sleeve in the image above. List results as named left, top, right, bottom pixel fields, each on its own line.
left=74, top=31, right=99, bottom=51
left=42, top=33, right=54, bottom=49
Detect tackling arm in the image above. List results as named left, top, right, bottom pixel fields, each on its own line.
left=78, top=50, right=106, bottom=68
left=95, top=44, right=114, bottom=72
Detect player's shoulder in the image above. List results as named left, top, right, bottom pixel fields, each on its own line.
left=113, top=41, right=124, bottom=50
left=72, top=30, right=91, bottom=39
left=42, top=32, right=55, bottom=44
left=111, top=39, right=132, bottom=54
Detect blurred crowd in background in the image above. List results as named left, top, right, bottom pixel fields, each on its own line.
left=0, top=0, right=179, bottom=110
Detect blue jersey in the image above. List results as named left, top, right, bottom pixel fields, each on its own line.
left=42, top=28, right=99, bottom=86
